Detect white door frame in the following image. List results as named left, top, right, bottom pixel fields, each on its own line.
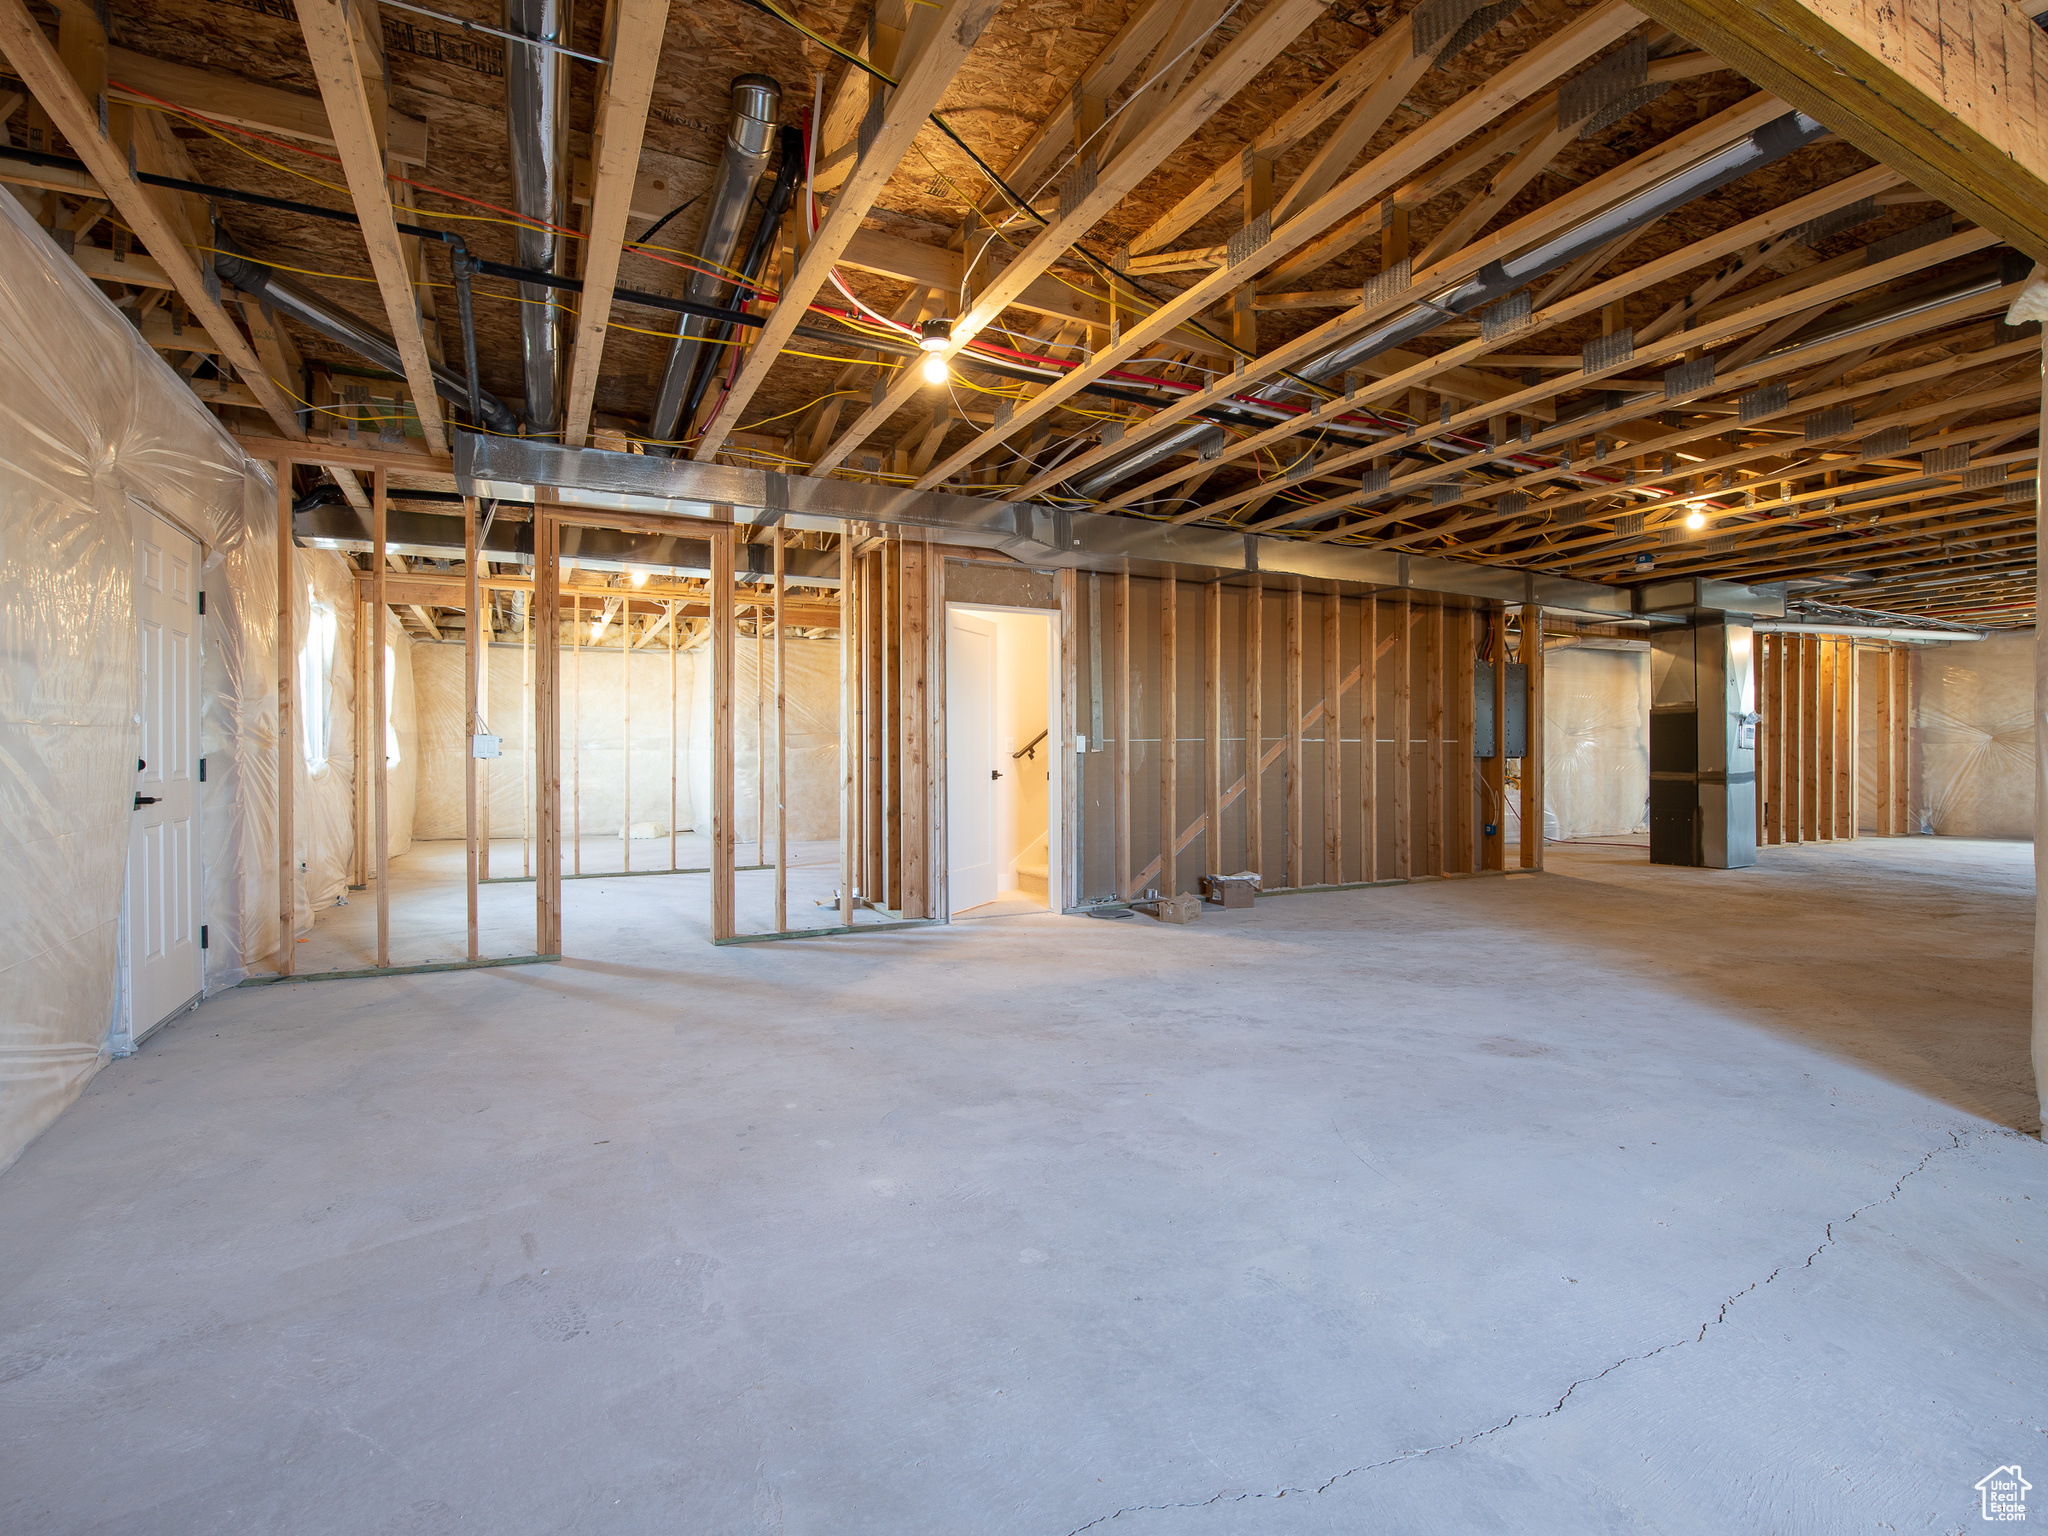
left=940, top=602, right=1060, bottom=921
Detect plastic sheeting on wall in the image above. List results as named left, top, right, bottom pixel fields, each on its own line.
left=0, top=189, right=277, bottom=1172
left=1517, top=643, right=1650, bottom=842
left=691, top=634, right=844, bottom=844
left=1912, top=630, right=2034, bottom=839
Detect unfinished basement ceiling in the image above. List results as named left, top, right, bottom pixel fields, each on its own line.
left=2, top=0, right=2039, bottom=628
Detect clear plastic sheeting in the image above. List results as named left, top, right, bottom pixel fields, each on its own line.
left=1912, top=629, right=2034, bottom=839
left=0, top=190, right=277, bottom=1171
left=692, top=635, right=844, bottom=843
left=1536, top=643, right=1650, bottom=841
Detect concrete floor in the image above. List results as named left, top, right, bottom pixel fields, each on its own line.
left=3, top=838, right=2043, bottom=1534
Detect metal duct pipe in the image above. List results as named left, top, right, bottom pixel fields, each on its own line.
left=1753, top=621, right=1983, bottom=641
left=676, top=125, right=804, bottom=441
left=648, top=74, right=781, bottom=451
left=1069, top=110, right=1832, bottom=498
left=506, top=0, right=572, bottom=435
left=211, top=232, right=521, bottom=436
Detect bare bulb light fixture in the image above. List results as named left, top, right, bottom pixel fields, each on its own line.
left=919, top=318, right=951, bottom=386
left=1685, top=510, right=1707, bottom=530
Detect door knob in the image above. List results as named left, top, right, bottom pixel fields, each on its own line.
left=137, top=758, right=146, bottom=770
left=990, top=769, right=1002, bottom=780
left=133, top=794, right=160, bottom=807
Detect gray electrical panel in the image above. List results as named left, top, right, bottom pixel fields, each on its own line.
left=1473, top=662, right=1529, bottom=758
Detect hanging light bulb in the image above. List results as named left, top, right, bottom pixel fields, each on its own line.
left=1684, top=510, right=1707, bottom=530
left=628, top=566, right=649, bottom=588
left=919, top=317, right=951, bottom=386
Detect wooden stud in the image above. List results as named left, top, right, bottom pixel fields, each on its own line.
left=899, top=535, right=929, bottom=918
left=711, top=517, right=736, bottom=940
left=1801, top=634, right=1820, bottom=842
left=1322, top=591, right=1342, bottom=884
left=1424, top=596, right=1444, bottom=876
left=1838, top=640, right=1856, bottom=839
left=1394, top=592, right=1413, bottom=878
left=669, top=598, right=679, bottom=872
left=1245, top=577, right=1263, bottom=881
left=1482, top=606, right=1507, bottom=870
left=840, top=528, right=855, bottom=928
left=1160, top=574, right=1178, bottom=894
left=1517, top=603, right=1542, bottom=870
left=775, top=533, right=788, bottom=932
left=351, top=567, right=370, bottom=889
left=533, top=509, right=561, bottom=954
left=1826, top=638, right=1843, bottom=843
left=523, top=587, right=534, bottom=880
left=1782, top=631, right=1803, bottom=844
left=1284, top=585, right=1303, bottom=889
left=1361, top=596, right=1379, bottom=882
left=622, top=582, right=633, bottom=875
left=1760, top=633, right=1779, bottom=846
left=276, top=468, right=296, bottom=975
left=1453, top=606, right=1476, bottom=873
left=572, top=592, right=583, bottom=874
left=1889, top=645, right=1910, bottom=834
left=372, top=468, right=390, bottom=965
left=1205, top=580, right=1222, bottom=882
left=1115, top=571, right=1132, bottom=896
left=464, top=498, right=480, bottom=961
left=1060, top=567, right=1081, bottom=910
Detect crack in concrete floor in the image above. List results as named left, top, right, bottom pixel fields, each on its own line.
left=1065, top=1126, right=1990, bottom=1534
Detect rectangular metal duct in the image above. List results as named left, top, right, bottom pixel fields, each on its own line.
left=454, top=432, right=1633, bottom=616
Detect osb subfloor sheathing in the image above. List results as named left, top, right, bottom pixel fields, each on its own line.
left=1, top=839, right=2041, bottom=1532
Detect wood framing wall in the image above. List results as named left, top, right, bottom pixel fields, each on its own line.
left=1754, top=633, right=1911, bottom=844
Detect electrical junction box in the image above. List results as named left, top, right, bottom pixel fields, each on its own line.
left=471, top=734, right=502, bottom=759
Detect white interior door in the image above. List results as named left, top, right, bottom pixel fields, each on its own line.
left=129, top=507, right=203, bottom=1039
left=946, top=609, right=1000, bottom=913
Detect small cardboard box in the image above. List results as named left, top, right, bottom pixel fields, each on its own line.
left=1201, top=874, right=1257, bottom=909
left=1149, top=893, right=1202, bottom=924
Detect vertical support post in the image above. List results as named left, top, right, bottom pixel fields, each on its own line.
left=898, top=533, right=929, bottom=919
left=1889, top=645, right=1910, bottom=835
left=1361, top=596, right=1379, bottom=882
left=478, top=582, right=491, bottom=883
left=533, top=506, right=561, bottom=955
left=372, top=469, right=390, bottom=966
left=1284, top=585, right=1303, bottom=889
left=756, top=599, right=767, bottom=871
left=522, top=587, right=533, bottom=878
left=1160, top=574, right=1177, bottom=894
left=1204, top=580, right=1222, bottom=882
left=1453, top=606, right=1476, bottom=873
left=1759, top=633, right=1778, bottom=845
left=711, top=515, right=736, bottom=940
left=1782, top=632, right=1802, bottom=843
left=1517, top=602, right=1542, bottom=871
left=840, top=526, right=855, bottom=928
left=464, top=497, right=480, bottom=961
left=1826, top=643, right=1843, bottom=847
left=1482, top=605, right=1506, bottom=871
left=1838, top=640, right=1856, bottom=838
left=1060, top=567, right=1080, bottom=910
left=352, top=572, right=370, bottom=890
left=669, top=599, right=679, bottom=871
left=1424, top=596, right=1444, bottom=877
left=1801, top=634, right=1820, bottom=842
left=621, top=585, right=632, bottom=873
left=774, top=531, right=788, bottom=933
left=276, top=466, right=296, bottom=975
left=1115, top=570, right=1131, bottom=897
left=1394, top=591, right=1412, bottom=877
left=1245, top=576, right=1263, bottom=881
left=572, top=592, right=583, bottom=874
left=1322, top=591, right=1341, bottom=885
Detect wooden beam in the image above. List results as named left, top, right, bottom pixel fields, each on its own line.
left=293, top=0, right=448, bottom=454
left=372, top=468, right=391, bottom=964
left=1115, top=570, right=1132, bottom=897
left=1204, top=579, right=1222, bottom=882
left=1321, top=592, right=1341, bottom=883
left=105, top=46, right=428, bottom=163
left=1394, top=592, right=1413, bottom=877
left=1361, top=596, right=1379, bottom=882
left=1483, top=606, right=1506, bottom=869
left=1424, top=597, right=1444, bottom=875
left=1245, top=576, right=1264, bottom=882
left=534, top=507, right=562, bottom=951
left=464, top=498, right=480, bottom=960
left=0, top=0, right=304, bottom=439
left=561, top=0, right=669, bottom=447
left=1517, top=604, right=1542, bottom=869
left=710, top=518, right=735, bottom=939
left=1284, top=585, right=1303, bottom=887
left=810, top=0, right=1327, bottom=477
left=692, top=0, right=999, bottom=461
left=1630, top=0, right=2048, bottom=264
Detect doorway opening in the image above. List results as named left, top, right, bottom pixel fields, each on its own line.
left=946, top=604, right=1058, bottom=920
